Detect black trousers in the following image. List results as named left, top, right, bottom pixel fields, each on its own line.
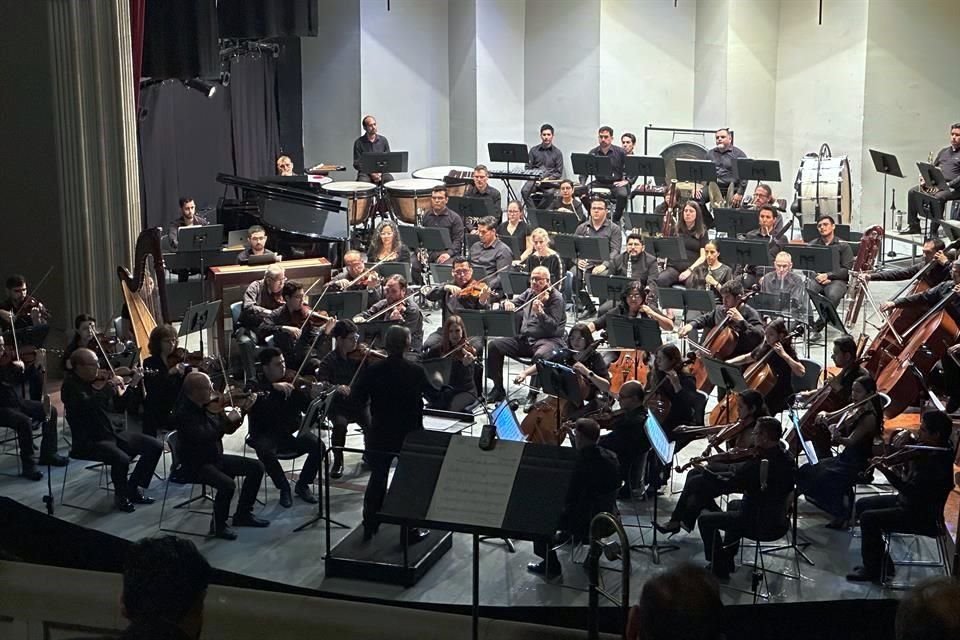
left=194, top=455, right=264, bottom=528
left=940, top=354, right=960, bottom=402
left=698, top=499, right=785, bottom=571
left=248, top=431, right=320, bottom=490
left=75, top=432, right=162, bottom=496
left=908, top=186, right=960, bottom=234
left=807, top=279, right=847, bottom=310
left=486, top=336, right=563, bottom=389
left=585, top=181, right=628, bottom=222
left=362, top=448, right=397, bottom=527
left=855, top=494, right=939, bottom=575
left=0, top=399, right=57, bottom=463
left=521, top=180, right=556, bottom=210
left=328, top=400, right=371, bottom=450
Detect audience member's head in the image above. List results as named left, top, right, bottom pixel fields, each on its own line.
left=626, top=564, right=724, bottom=640
left=895, top=576, right=960, bottom=640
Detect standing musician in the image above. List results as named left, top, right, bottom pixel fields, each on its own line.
left=463, top=165, right=502, bottom=228
left=237, top=225, right=277, bottom=265
left=655, top=201, right=709, bottom=289
left=62, top=349, right=160, bottom=513
left=520, top=228, right=565, bottom=287
left=236, top=264, right=285, bottom=379
left=678, top=280, right=764, bottom=357
left=498, top=200, right=532, bottom=259
left=700, top=128, right=748, bottom=207
left=329, top=250, right=382, bottom=306
left=645, top=344, right=699, bottom=490
left=807, top=215, right=854, bottom=334
left=142, top=324, right=188, bottom=438
left=696, top=417, right=795, bottom=579
left=725, top=319, right=805, bottom=415
left=422, top=186, right=465, bottom=264
left=548, top=179, right=586, bottom=223
left=591, top=233, right=659, bottom=287
left=906, top=123, right=960, bottom=235
left=523, top=123, right=565, bottom=209
left=572, top=199, right=623, bottom=315
left=276, top=155, right=295, bottom=176
left=421, top=257, right=490, bottom=352
left=367, top=220, right=411, bottom=265
left=686, top=241, right=733, bottom=299
left=880, top=260, right=960, bottom=412
left=262, top=281, right=335, bottom=373
left=579, top=126, right=629, bottom=223
left=353, top=115, right=393, bottom=185
left=484, top=266, right=565, bottom=404
left=760, top=251, right=807, bottom=312
left=356, top=274, right=424, bottom=351
left=468, top=216, right=513, bottom=297
left=589, top=280, right=674, bottom=336
left=422, top=315, right=479, bottom=413
left=658, top=390, right=771, bottom=535
left=527, top=418, right=620, bottom=580
left=847, top=410, right=956, bottom=583
left=315, top=320, right=372, bottom=479
left=598, top=380, right=651, bottom=498
left=861, top=237, right=952, bottom=287
left=167, top=197, right=209, bottom=250
left=798, top=374, right=884, bottom=529
left=175, top=372, right=269, bottom=539
left=246, top=347, right=322, bottom=508
left=352, top=326, right=441, bottom=542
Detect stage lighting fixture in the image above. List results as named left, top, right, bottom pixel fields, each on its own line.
left=184, top=77, right=217, bottom=98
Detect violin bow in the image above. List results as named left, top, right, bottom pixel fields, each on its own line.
left=512, top=278, right=563, bottom=313
left=363, top=290, right=420, bottom=322
left=13, top=265, right=54, bottom=318
left=298, top=258, right=391, bottom=334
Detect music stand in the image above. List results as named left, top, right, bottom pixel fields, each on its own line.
left=527, top=209, right=580, bottom=235
left=315, top=291, right=368, bottom=320
left=675, top=159, right=718, bottom=185
left=359, top=151, right=409, bottom=176
left=648, top=236, right=686, bottom=263
left=914, top=190, right=946, bottom=239
left=783, top=245, right=836, bottom=275
left=631, top=411, right=679, bottom=563
left=624, top=212, right=665, bottom=236
left=501, top=271, right=533, bottom=298
left=736, top=159, right=781, bottom=195
left=869, top=149, right=904, bottom=263
left=713, top=208, right=759, bottom=238
left=587, top=274, right=636, bottom=305
left=398, top=226, right=453, bottom=281
left=917, top=162, right=949, bottom=192
left=356, top=319, right=395, bottom=345
left=809, top=289, right=847, bottom=362
left=430, top=263, right=490, bottom=284
left=715, top=239, right=772, bottom=270
left=376, top=261, right=412, bottom=282
left=605, top=315, right=663, bottom=352
left=459, top=309, right=516, bottom=396
left=497, top=234, right=525, bottom=257
left=448, top=196, right=499, bottom=222
left=179, top=300, right=221, bottom=357
left=625, top=156, right=666, bottom=212
left=536, top=360, right=584, bottom=446
left=487, top=142, right=528, bottom=166
left=553, top=234, right=609, bottom=320
left=657, top=288, right=715, bottom=338
left=571, top=152, right=615, bottom=186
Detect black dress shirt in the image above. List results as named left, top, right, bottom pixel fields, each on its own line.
left=808, top=236, right=854, bottom=281
left=238, top=280, right=283, bottom=331
left=548, top=196, right=586, bottom=222
left=173, top=400, right=228, bottom=472
left=574, top=218, right=623, bottom=265
left=246, top=375, right=311, bottom=440
left=522, top=253, right=565, bottom=286
left=871, top=260, right=951, bottom=287
left=352, top=134, right=391, bottom=172
left=61, top=374, right=120, bottom=451
left=581, top=145, right=626, bottom=183
left=601, top=251, right=659, bottom=285
left=934, top=145, right=960, bottom=187
left=422, top=207, right=465, bottom=259
left=706, top=145, right=748, bottom=193
left=527, top=143, right=564, bottom=179
left=469, top=238, right=513, bottom=292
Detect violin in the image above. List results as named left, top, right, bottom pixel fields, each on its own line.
left=442, top=340, right=478, bottom=365
left=675, top=445, right=759, bottom=474
left=90, top=366, right=141, bottom=394
left=458, top=280, right=491, bottom=301
left=347, top=342, right=388, bottom=363
left=11, top=295, right=52, bottom=323
left=166, top=347, right=208, bottom=370
left=291, top=303, right=334, bottom=328
left=205, top=388, right=260, bottom=433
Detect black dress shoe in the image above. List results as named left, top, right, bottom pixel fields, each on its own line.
left=330, top=454, right=344, bottom=479
left=233, top=512, right=270, bottom=528
left=654, top=520, right=682, bottom=536
left=278, top=488, right=293, bottom=508
left=402, top=528, right=430, bottom=545
left=39, top=454, right=68, bottom=467
left=129, top=490, right=155, bottom=505
left=846, top=566, right=881, bottom=583
left=295, top=483, right=318, bottom=504
left=527, top=560, right=562, bottom=579
left=20, top=464, right=43, bottom=481
left=210, top=523, right=238, bottom=540
left=362, top=522, right=380, bottom=542
left=114, top=496, right=136, bottom=513
left=485, top=387, right=506, bottom=404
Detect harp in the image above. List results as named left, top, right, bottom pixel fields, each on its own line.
left=117, top=228, right=169, bottom=362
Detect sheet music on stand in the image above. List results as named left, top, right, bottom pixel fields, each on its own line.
left=644, top=412, right=675, bottom=465
left=790, top=409, right=818, bottom=465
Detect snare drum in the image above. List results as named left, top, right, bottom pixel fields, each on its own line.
left=384, top=178, right=443, bottom=223
left=412, top=165, right=473, bottom=197
left=322, top=181, right=377, bottom=225
left=795, top=156, right=852, bottom=223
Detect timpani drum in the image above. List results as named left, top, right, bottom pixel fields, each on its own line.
left=321, top=181, right=377, bottom=225
left=411, top=165, right=473, bottom=197
left=795, top=155, right=852, bottom=224
left=383, top=178, right=443, bottom=223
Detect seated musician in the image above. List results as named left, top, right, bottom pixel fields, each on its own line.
left=62, top=314, right=102, bottom=368
left=589, top=280, right=674, bottom=337
left=678, top=280, right=764, bottom=357
left=236, top=264, right=285, bottom=379
left=275, top=155, right=295, bottom=176
left=741, top=184, right=786, bottom=229
left=264, top=281, right=336, bottom=371
left=740, top=205, right=788, bottom=288
left=701, top=128, right=748, bottom=208
left=237, top=225, right=277, bottom=264
left=353, top=115, right=393, bottom=184
left=572, top=199, right=623, bottom=315
left=519, top=227, right=565, bottom=286
left=654, top=201, right=709, bottom=289
left=862, top=237, right=951, bottom=286
left=352, top=326, right=441, bottom=543
left=330, top=249, right=382, bottom=306
left=316, top=320, right=372, bottom=478
left=548, top=179, right=586, bottom=223
left=659, top=390, right=770, bottom=535
left=725, top=319, right=804, bottom=415
left=468, top=216, right=513, bottom=298
left=62, top=349, right=160, bottom=513
left=367, top=220, right=411, bottom=265
left=598, top=380, right=652, bottom=497
left=174, top=372, right=269, bottom=539
left=142, top=324, right=188, bottom=438
left=759, top=251, right=807, bottom=313
left=645, top=344, right=699, bottom=493
left=166, top=197, right=209, bottom=251
left=527, top=417, right=620, bottom=580
left=807, top=215, right=854, bottom=333
left=697, top=417, right=795, bottom=579
left=798, top=374, right=884, bottom=529
left=246, top=347, right=322, bottom=508
left=579, top=126, right=629, bottom=223
left=463, top=164, right=502, bottom=231
left=591, top=232, right=659, bottom=290
left=356, top=274, right=424, bottom=351
left=522, top=123, right=564, bottom=209
left=847, top=410, right=956, bottom=583
left=880, top=260, right=960, bottom=412
left=686, top=241, right=733, bottom=300
left=421, top=257, right=490, bottom=353
left=422, top=186, right=465, bottom=264
left=422, top=315, right=479, bottom=413
left=621, top=132, right=638, bottom=187
left=498, top=200, right=533, bottom=259
left=905, top=123, right=960, bottom=235
left=484, top=266, right=565, bottom=404
left=1, top=274, right=50, bottom=400
left=512, top=322, right=610, bottom=413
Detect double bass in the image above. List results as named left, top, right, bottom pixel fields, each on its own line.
left=688, top=287, right=758, bottom=392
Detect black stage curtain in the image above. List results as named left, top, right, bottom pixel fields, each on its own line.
left=275, top=37, right=304, bottom=171
left=229, top=54, right=281, bottom=184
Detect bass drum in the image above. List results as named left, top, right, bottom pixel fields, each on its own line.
left=321, top=181, right=376, bottom=225
left=659, top=140, right=708, bottom=198
left=412, top=165, right=473, bottom=197
left=383, top=178, right=443, bottom=223
left=794, top=155, right=852, bottom=224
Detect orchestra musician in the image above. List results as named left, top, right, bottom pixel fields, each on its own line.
left=572, top=199, right=623, bottom=315
left=62, top=314, right=105, bottom=368
left=421, top=257, right=490, bottom=352
left=740, top=205, right=789, bottom=288
left=262, top=280, right=335, bottom=376
left=740, top=184, right=786, bottom=232
left=880, top=260, right=960, bottom=412
left=588, top=280, right=674, bottom=335
left=422, top=315, right=479, bottom=413
left=167, top=197, right=209, bottom=251
left=759, top=251, right=806, bottom=312
left=655, top=200, right=709, bottom=289
left=861, top=237, right=952, bottom=287
left=422, top=186, right=465, bottom=264
left=725, top=319, right=805, bottom=415
left=658, top=390, right=771, bottom=535
left=798, top=374, right=884, bottom=529
left=484, top=266, right=565, bottom=404
left=315, top=320, right=372, bottom=479
left=906, top=123, right=960, bottom=235
left=498, top=200, right=532, bottom=259
left=519, top=227, right=565, bottom=286
left=645, top=344, right=699, bottom=490
left=597, top=380, right=652, bottom=497
left=352, top=325, right=441, bottom=543
left=330, top=250, right=382, bottom=306
left=174, top=372, right=269, bottom=539
left=236, top=264, right=285, bottom=380
left=468, top=216, right=513, bottom=297
left=579, top=126, right=629, bottom=223
left=686, top=241, right=733, bottom=299
left=237, top=225, right=277, bottom=264
left=142, top=324, right=188, bottom=438
left=799, top=335, right=868, bottom=407
left=62, top=349, right=160, bottom=513
left=847, top=410, right=956, bottom=583
left=806, top=215, right=854, bottom=336
left=591, top=233, right=659, bottom=287
left=548, top=179, right=586, bottom=223
left=700, top=128, right=748, bottom=207
left=353, top=115, right=393, bottom=185
left=678, top=280, right=764, bottom=357
left=246, top=347, right=322, bottom=508
left=522, top=123, right=564, bottom=209
left=1, top=274, right=50, bottom=401
left=463, top=164, right=502, bottom=228
left=527, top=417, right=620, bottom=580
left=356, top=274, right=424, bottom=351
left=275, top=155, right=295, bottom=176
left=367, top=219, right=412, bottom=265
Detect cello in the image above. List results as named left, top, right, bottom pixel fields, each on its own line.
left=687, top=287, right=758, bottom=392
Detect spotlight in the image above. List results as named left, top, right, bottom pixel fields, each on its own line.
left=184, top=77, right=216, bottom=98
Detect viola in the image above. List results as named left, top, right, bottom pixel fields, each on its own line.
left=347, top=342, right=387, bottom=363
left=167, top=347, right=207, bottom=369
left=291, top=303, right=334, bottom=328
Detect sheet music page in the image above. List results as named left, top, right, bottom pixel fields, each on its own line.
left=426, top=436, right=525, bottom=529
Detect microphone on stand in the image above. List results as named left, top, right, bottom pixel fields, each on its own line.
left=759, top=458, right=769, bottom=492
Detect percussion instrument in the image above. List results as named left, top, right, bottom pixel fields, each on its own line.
left=658, top=140, right=708, bottom=193
left=322, top=181, right=376, bottom=225
left=412, top=165, right=473, bottom=197
left=794, top=154, right=852, bottom=224
left=383, top=178, right=443, bottom=223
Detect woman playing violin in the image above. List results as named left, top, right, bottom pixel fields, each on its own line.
left=798, top=374, right=885, bottom=529
left=725, top=318, right=804, bottom=415
left=422, top=315, right=479, bottom=413
left=142, top=324, right=188, bottom=438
